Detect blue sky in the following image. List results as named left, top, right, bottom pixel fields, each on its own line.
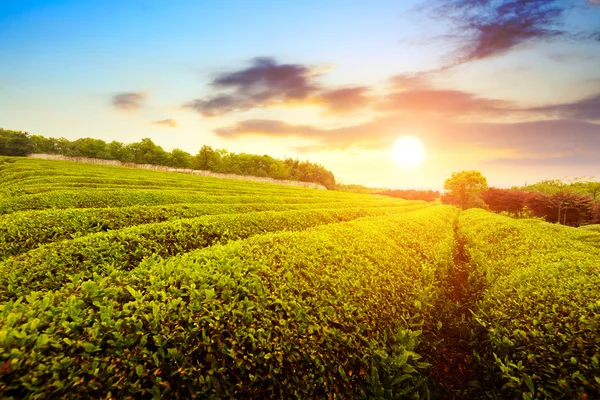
left=1, top=0, right=599, bottom=188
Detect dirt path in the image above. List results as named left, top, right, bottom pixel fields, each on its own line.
left=427, top=217, right=484, bottom=398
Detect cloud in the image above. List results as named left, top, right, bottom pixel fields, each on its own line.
left=213, top=116, right=600, bottom=165
left=486, top=154, right=600, bottom=166
left=152, top=119, right=178, bottom=128
left=379, top=89, right=513, bottom=116
left=111, top=92, right=146, bottom=111
left=317, top=87, right=371, bottom=113
left=532, top=93, right=600, bottom=120
left=185, top=57, right=321, bottom=116
left=548, top=52, right=598, bottom=62
left=424, top=0, right=569, bottom=63
left=389, top=72, right=438, bottom=89
left=448, top=119, right=600, bottom=155
left=214, top=119, right=323, bottom=139
left=214, top=115, right=428, bottom=150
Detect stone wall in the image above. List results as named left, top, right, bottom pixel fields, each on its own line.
left=28, top=153, right=327, bottom=190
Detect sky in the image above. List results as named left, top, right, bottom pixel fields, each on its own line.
left=1, top=0, right=599, bottom=189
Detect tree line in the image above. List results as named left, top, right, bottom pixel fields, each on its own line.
left=442, top=170, right=600, bottom=227
left=0, top=128, right=337, bottom=189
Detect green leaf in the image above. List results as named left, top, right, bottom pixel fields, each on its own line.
left=524, top=375, right=535, bottom=394
left=82, top=342, right=96, bottom=353
left=35, top=334, right=50, bottom=348
left=136, top=364, right=144, bottom=377
left=205, top=288, right=216, bottom=301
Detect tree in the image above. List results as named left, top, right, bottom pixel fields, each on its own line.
left=192, top=145, right=219, bottom=170
left=526, top=192, right=595, bottom=227
left=70, top=138, right=110, bottom=159
left=481, top=188, right=527, bottom=217
left=0, top=129, right=33, bottom=156
left=126, top=138, right=169, bottom=165
left=443, top=170, right=488, bottom=209
left=168, top=149, right=192, bottom=169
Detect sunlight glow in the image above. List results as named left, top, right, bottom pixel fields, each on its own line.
left=390, top=135, right=426, bottom=170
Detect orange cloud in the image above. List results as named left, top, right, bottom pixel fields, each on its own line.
left=153, top=119, right=178, bottom=128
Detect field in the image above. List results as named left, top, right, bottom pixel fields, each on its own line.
left=0, top=158, right=599, bottom=399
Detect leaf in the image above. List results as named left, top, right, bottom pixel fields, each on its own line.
left=205, top=288, right=216, bottom=301
left=82, top=342, right=96, bottom=353
left=126, top=286, right=140, bottom=300
left=524, top=375, right=535, bottom=394
left=35, top=334, right=50, bottom=348
left=136, top=365, right=144, bottom=377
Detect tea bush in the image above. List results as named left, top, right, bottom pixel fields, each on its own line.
left=0, top=206, right=457, bottom=398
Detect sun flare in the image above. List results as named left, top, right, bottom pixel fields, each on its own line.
left=390, top=135, right=426, bottom=170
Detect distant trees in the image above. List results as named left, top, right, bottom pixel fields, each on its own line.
left=479, top=178, right=600, bottom=227
left=517, top=177, right=599, bottom=227
left=377, top=189, right=440, bottom=202
left=192, top=145, right=219, bottom=170
left=525, top=192, right=595, bottom=227
left=0, top=129, right=33, bottom=156
left=0, top=128, right=337, bottom=189
left=190, top=146, right=337, bottom=189
left=443, top=170, right=488, bottom=209
left=481, top=188, right=527, bottom=217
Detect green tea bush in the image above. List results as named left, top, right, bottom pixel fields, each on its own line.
left=0, top=200, right=417, bottom=259
left=0, top=205, right=426, bottom=302
left=0, top=205, right=457, bottom=399
left=459, top=209, right=600, bottom=398
left=0, top=190, right=345, bottom=215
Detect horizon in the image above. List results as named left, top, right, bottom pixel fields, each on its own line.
left=1, top=0, right=599, bottom=189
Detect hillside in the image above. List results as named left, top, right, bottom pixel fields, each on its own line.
left=0, top=157, right=599, bottom=399
left=0, top=128, right=337, bottom=189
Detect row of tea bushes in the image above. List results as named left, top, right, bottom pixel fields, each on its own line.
left=0, top=190, right=348, bottom=215
left=0, top=206, right=458, bottom=399
left=0, top=205, right=427, bottom=302
left=459, top=209, right=600, bottom=399
left=0, top=199, right=417, bottom=259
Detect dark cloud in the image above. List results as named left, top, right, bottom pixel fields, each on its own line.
left=425, top=0, right=569, bottom=63
left=318, top=87, right=371, bottom=113
left=111, top=92, right=146, bottom=111
left=152, top=119, right=178, bottom=128
left=185, top=57, right=321, bottom=116
left=185, top=94, right=241, bottom=117
left=532, top=94, right=600, bottom=120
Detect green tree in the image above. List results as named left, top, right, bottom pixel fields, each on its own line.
left=30, top=135, right=59, bottom=153
left=443, top=170, right=488, bottom=210
left=0, top=129, right=33, bottom=156
left=126, top=138, right=169, bottom=165
left=192, top=145, right=220, bottom=170
left=168, top=149, right=192, bottom=169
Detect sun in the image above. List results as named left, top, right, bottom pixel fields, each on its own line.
left=390, top=135, right=426, bottom=170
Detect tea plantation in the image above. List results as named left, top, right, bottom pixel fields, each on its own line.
left=0, top=158, right=598, bottom=399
